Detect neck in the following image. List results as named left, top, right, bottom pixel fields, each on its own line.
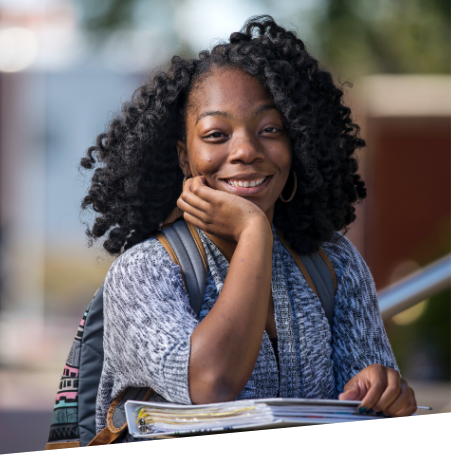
left=205, top=204, right=275, bottom=262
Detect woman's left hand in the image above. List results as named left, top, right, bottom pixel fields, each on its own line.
left=338, top=364, right=417, bottom=417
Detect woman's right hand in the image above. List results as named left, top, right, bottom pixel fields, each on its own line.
left=177, top=176, right=274, bottom=405
left=177, top=176, right=271, bottom=244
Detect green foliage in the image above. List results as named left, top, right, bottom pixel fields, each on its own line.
left=387, top=287, right=450, bottom=381
left=314, top=0, right=450, bottom=75
left=74, top=0, right=450, bottom=75
left=75, top=0, right=137, bottom=33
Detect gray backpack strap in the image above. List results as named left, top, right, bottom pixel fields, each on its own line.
left=106, top=221, right=206, bottom=438
left=276, top=230, right=336, bottom=328
left=161, top=220, right=207, bottom=317
left=300, top=251, right=336, bottom=326
left=77, top=283, right=105, bottom=446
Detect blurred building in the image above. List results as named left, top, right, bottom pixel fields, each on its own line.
left=349, top=75, right=450, bottom=288
left=347, top=75, right=451, bottom=383
left=0, top=1, right=144, bottom=372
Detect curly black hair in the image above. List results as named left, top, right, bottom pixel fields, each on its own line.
left=81, top=15, right=366, bottom=255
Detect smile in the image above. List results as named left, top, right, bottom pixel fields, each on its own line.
left=226, top=177, right=267, bottom=188
left=220, top=175, right=272, bottom=194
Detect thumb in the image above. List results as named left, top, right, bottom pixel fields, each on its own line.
left=191, top=175, right=207, bottom=191
left=338, top=385, right=360, bottom=401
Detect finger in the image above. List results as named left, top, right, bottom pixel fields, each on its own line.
left=179, top=189, right=210, bottom=213
left=192, top=175, right=207, bottom=185
left=177, top=197, right=211, bottom=222
left=182, top=211, right=212, bottom=233
left=359, top=365, right=388, bottom=414
left=189, top=177, right=220, bottom=202
left=372, top=368, right=402, bottom=413
left=339, top=374, right=367, bottom=402
left=392, top=390, right=417, bottom=417
left=384, top=381, right=413, bottom=416
left=338, top=383, right=361, bottom=401
left=190, top=175, right=206, bottom=192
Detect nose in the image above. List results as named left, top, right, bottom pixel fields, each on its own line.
left=228, top=130, right=264, bottom=164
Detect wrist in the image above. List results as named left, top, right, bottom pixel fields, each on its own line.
left=239, top=215, right=273, bottom=244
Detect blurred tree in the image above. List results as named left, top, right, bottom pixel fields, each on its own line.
left=73, top=0, right=195, bottom=59
left=314, top=0, right=450, bottom=75
left=74, top=0, right=450, bottom=75
left=75, top=0, right=183, bottom=35
left=75, top=0, right=140, bottom=33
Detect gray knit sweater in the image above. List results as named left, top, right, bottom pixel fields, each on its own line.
left=96, top=227, right=398, bottom=435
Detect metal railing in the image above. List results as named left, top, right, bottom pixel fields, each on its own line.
left=377, top=254, right=451, bottom=319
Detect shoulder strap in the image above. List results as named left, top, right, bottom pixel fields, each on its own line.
left=276, top=231, right=337, bottom=327
left=157, top=219, right=207, bottom=318
left=85, top=221, right=207, bottom=448
left=77, top=284, right=105, bottom=445
left=300, top=250, right=336, bottom=326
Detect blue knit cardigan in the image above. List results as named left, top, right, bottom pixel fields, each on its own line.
left=96, top=227, right=398, bottom=435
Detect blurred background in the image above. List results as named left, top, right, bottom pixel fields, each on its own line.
left=0, top=0, right=449, bottom=452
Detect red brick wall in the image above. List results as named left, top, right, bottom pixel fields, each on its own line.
left=363, top=117, right=450, bottom=288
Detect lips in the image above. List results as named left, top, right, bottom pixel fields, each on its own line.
left=220, top=175, right=272, bottom=194
left=226, top=176, right=267, bottom=188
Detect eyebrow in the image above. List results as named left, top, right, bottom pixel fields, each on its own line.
left=254, top=104, right=278, bottom=116
left=196, top=110, right=230, bottom=124
left=195, top=104, right=278, bottom=125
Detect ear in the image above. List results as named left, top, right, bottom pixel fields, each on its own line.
left=177, top=140, right=191, bottom=178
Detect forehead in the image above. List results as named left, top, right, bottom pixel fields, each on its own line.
left=187, top=68, right=272, bottom=116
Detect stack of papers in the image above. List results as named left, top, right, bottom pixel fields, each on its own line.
left=125, top=398, right=406, bottom=438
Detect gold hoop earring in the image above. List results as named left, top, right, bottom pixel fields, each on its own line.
left=279, top=170, right=297, bottom=203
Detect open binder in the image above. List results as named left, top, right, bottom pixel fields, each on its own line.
left=125, top=398, right=431, bottom=438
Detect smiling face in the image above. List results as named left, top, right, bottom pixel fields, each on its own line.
left=177, top=67, right=292, bottom=220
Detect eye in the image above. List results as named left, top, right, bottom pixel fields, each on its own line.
left=262, top=127, right=281, bottom=134
left=207, top=132, right=225, bottom=138
left=203, top=131, right=228, bottom=141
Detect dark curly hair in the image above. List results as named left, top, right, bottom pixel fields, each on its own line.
left=81, top=15, right=366, bottom=255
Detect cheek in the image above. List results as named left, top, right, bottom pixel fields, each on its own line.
left=187, top=140, right=226, bottom=176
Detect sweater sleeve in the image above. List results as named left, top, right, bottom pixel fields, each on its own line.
left=322, top=233, right=399, bottom=397
left=102, top=238, right=197, bottom=404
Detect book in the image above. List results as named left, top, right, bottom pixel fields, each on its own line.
left=124, top=398, right=431, bottom=438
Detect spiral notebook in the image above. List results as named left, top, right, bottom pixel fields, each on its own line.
left=125, top=398, right=432, bottom=438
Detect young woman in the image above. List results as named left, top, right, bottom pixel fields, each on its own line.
left=81, top=16, right=416, bottom=440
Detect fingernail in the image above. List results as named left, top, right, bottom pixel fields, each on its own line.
left=358, top=406, right=367, bottom=415
left=376, top=412, right=384, bottom=417
left=365, top=408, right=373, bottom=414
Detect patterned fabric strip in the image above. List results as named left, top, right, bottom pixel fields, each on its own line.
left=48, top=310, right=89, bottom=443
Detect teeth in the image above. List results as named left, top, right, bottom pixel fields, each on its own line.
left=227, top=177, right=267, bottom=187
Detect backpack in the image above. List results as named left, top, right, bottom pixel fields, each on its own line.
left=46, top=220, right=337, bottom=449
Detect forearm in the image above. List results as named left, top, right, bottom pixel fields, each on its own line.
left=189, top=219, right=273, bottom=404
